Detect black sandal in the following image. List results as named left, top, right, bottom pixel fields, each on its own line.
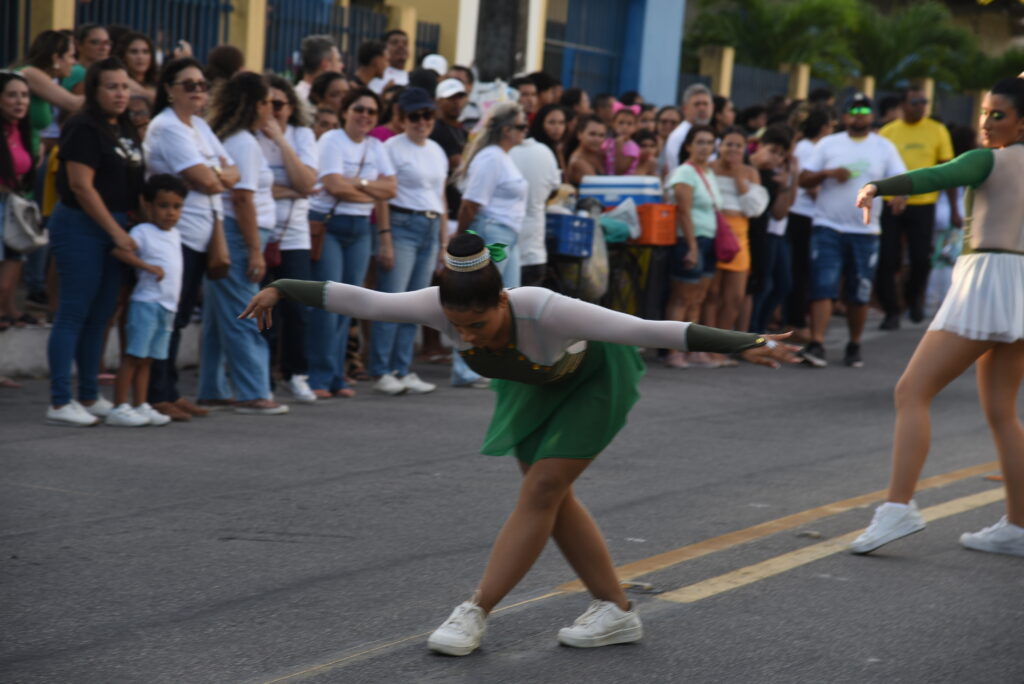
left=16, top=313, right=40, bottom=326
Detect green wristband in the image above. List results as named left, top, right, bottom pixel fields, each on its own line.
left=269, top=279, right=327, bottom=308
left=686, top=324, right=767, bottom=354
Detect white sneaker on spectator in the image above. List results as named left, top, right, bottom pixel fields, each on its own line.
left=105, top=403, right=151, bottom=427
left=400, top=372, right=436, bottom=394
left=46, top=401, right=101, bottom=427
left=454, top=378, right=491, bottom=389
left=557, top=600, right=643, bottom=648
left=427, top=602, right=486, bottom=656
left=849, top=501, right=926, bottom=554
left=960, top=516, right=1024, bottom=557
left=234, top=399, right=289, bottom=415
left=373, top=373, right=407, bottom=395
left=284, top=375, right=317, bottom=404
left=82, top=395, right=114, bottom=418
left=135, top=402, right=171, bottom=426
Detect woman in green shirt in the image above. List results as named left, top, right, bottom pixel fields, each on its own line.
left=849, top=77, right=1024, bottom=557
left=15, top=30, right=84, bottom=155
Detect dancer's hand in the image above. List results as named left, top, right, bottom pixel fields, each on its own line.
left=239, top=287, right=282, bottom=330
left=739, top=332, right=801, bottom=369
left=856, top=183, right=878, bottom=224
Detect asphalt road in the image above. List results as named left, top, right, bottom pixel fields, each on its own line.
left=2, top=319, right=1022, bottom=684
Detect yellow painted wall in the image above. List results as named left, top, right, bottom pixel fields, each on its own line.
left=29, top=0, right=76, bottom=38
left=228, top=0, right=268, bottom=73
left=388, top=0, right=460, bottom=64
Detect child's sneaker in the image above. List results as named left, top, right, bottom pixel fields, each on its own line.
left=427, top=602, right=486, bottom=656
left=105, top=403, right=151, bottom=427
left=284, top=375, right=317, bottom=404
left=960, top=516, right=1024, bottom=557
left=557, top=600, right=643, bottom=648
left=82, top=395, right=114, bottom=418
left=135, top=402, right=172, bottom=426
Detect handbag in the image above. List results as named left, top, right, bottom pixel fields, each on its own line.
left=311, top=142, right=368, bottom=263
left=206, top=210, right=231, bottom=280
left=690, top=163, right=740, bottom=263
left=263, top=200, right=292, bottom=269
left=2, top=192, right=48, bottom=254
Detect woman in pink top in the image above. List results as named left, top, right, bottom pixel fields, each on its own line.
left=603, top=102, right=641, bottom=175
left=0, top=72, right=39, bottom=334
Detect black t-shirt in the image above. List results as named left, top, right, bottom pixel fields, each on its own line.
left=430, top=119, right=468, bottom=219
left=56, top=114, right=144, bottom=212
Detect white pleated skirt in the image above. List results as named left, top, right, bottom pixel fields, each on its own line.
left=929, top=252, right=1024, bottom=342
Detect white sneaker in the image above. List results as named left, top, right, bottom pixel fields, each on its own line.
left=960, top=516, right=1024, bottom=557
left=46, top=401, right=100, bottom=427
left=105, top=403, right=151, bottom=427
left=399, top=372, right=436, bottom=394
left=427, top=601, right=486, bottom=656
left=284, top=375, right=317, bottom=404
left=372, top=373, right=407, bottom=396
left=557, top=600, right=643, bottom=648
left=82, top=395, right=114, bottom=418
left=135, top=402, right=171, bottom=426
left=849, top=501, right=926, bottom=554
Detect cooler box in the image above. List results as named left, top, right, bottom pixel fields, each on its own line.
left=631, top=204, right=677, bottom=246
left=578, top=175, right=661, bottom=207
left=545, top=214, right=594, bottom=258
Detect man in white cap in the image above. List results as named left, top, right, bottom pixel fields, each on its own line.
left=431, top=78, right=470, bottom=223
left=422, top=54, right=449, bottom=77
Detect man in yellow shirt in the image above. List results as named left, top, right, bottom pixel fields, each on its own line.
left=877, top=86, right=958, bottom=329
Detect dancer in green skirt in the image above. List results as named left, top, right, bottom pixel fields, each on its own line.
left=240, top=231, right=798, bottom=656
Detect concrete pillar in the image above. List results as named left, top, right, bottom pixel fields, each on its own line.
left=785, top=62, right=810, bottom=101
left=386, top=4, right=418, bottom=71
left=525, top=0, right=549, bottom=73
left=852, top=75, right=875, bottom=99
left=918, top=77, right=935, bottom=117
left=698, top=45, right=734, bottom=98
left=228, top=0, right=268, bottom=73
left=638, top=0, right=686, bottom=106
left=454, top=0, right=480, bottom=67
left=971, top=89, right=986, bottom=131
left=29, top=0, right=76, bottom=38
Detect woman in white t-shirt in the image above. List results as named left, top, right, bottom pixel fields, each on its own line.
left=449, top=102, right=529, bottom=387
left=142, top=58, right=240, bottom=420
left=369, top=87, right=449, bottom=396
left=258, top=75, right=319, bottom=404
left=307, top=88, right=396, bottom=397
left=202, top=72, right=287, bottom=415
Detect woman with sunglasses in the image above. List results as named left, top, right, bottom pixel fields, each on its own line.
left=257, top=75, right=319, bottom=405
left=142, top=58, right=240, bottom=421
left=307, top=88, right=396, bottom=398
left=367, top=87, right=448, bottom=396
left=448, top=102, right=529, bottom=388
left=200, top=72, right=288, bottom=416
left=45, top=58, right=144, bottom=426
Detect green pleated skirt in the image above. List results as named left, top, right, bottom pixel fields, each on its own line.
left=480, top=342, right=646, bottom=463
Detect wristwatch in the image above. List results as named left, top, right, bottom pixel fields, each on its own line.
left=359, top=178, right=369, bottom=188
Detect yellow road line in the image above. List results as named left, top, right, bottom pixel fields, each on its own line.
left=658, top=487, right=1005, bottom=604
left=556, top=460, right=997, bottom=592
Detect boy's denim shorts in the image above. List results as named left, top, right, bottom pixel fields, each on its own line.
left=809, top=226, right=879, bottom=305
left=125, top=300, right=174, bottom=360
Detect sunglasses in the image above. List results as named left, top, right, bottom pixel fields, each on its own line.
left=512, top=123, right=529, bottom=131
left=350, top=104, right=378, bottom=116
left=406, top=109, right=434, bottom=123
left=848, top=107, right=872, bottom=115
left=173, top=79, right=209, bottom=93
left=271, top=100, right=288, bottom=111
left=909, top=98, right=929, bottom=106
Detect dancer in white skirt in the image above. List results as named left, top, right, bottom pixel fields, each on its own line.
left=849, top=77, right=1024, bottom=556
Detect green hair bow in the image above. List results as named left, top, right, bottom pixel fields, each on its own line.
left=466, top=230, right=508, bottom=263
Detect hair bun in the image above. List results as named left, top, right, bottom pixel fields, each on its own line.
left=447, top=232, right=486, bottom=258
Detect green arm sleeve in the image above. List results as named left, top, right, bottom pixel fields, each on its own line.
left=268, top=279, right=327, bottom=308
left=686, top=324, right=767, bottom=354
left=870, top=148, right=994, bottom=196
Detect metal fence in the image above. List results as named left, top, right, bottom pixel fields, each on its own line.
left=730, top=63, right=789, bottom=111
left=414, top=21, right=441, bottom=65
left=677, top=72, right=711, bottom=100
left=264, top=0, right=345, bottom=77
left=343, top=5, right=387, bottom=74
left=76, top=0, right=233, bottom=63
left=935, top=91, right=974, bottom=128
left=2, top=0, right=30, bottom=68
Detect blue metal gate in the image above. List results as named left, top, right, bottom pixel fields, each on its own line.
left=76, top=0, right=233, bottom=63
left=2, top=0, right=31, bottom=69
left=729, top=63, right=790, bottom=111
left=264, top=0, right=345, bottom=77
left=343, top=6, right=387, bottom=74
left=415, top=21, right=441, bottom=65
left=544, top=0, right=631, bottom=97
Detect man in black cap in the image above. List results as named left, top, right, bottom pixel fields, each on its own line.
left=797, top=93, right=907, bottom=368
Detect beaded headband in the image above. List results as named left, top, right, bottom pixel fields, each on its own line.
left=445, top=248, right=491, bottom=272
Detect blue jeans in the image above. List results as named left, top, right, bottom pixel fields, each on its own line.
left=809, top=226, right=879, bottom=305
left=451, top=216, right=520, bottom=386
left=750, top=234, right=792, bottom=332
left=369, top=211, right=439, bottom=377
left=306, top=212, right=372, bottom=391
left=198, top=217, right=272, bottom=401
left=46, top=203, right=126, bottom=406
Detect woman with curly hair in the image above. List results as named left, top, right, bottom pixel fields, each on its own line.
left=113, top=31, right=158, bottom=103
left=201, top=72, right=288, bottom=415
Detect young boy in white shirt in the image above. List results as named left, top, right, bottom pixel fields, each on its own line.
left=107, top=175, right=188, bottom=427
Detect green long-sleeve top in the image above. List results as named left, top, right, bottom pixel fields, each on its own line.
left=870, top=143, right=1024, bottom=254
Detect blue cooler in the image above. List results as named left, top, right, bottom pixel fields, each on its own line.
left=545, top=214, right=594, bottom=258
left=578, top=175, right=662, bottom=207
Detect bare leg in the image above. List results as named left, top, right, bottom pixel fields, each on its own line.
left=701, top=272, right=722, bottom=327
left=474, top=458, right=594, bottom=613
left=0, top=260, right=24, bottom=319
left=808, top=299, right=832, bottom=344
left=975, top=341, right=1024, bottom=526
left=114, top=355, right=140, bottom=406
left=887, top=331, right=994, bottom=503
left=716, top=270, right=749, bottom=332
left=133, top=358, right=153, bottom=407
left=845, top=302, right=868, bottom=344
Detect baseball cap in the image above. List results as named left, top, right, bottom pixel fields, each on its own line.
left=397, top=87, right=434, bottom=113
left=846, top=92, right=873, bottom=113
left=436, top=77, right=467, bottom=100
left=422, top=54, right=448, bottom=75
